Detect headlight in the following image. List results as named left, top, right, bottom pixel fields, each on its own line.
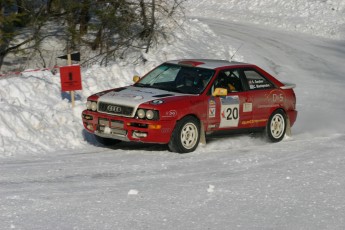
left=146, top=110, right=154, bottom=120
left=86, top=101, right=92, bottom=110
left=137, top=109, right=146, bottom=119
left=86, top=100, right=97, bottom=111
left=136, top=108, right=159, bottom=120
left=91, top=102, right=97, bottom=111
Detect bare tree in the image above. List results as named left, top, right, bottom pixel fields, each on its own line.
left=0, top=0, right=49, bottom=70
left=0, top=0, right=186, bottom=70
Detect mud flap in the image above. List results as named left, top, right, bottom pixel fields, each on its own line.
left=286, top=117, right=292, bottom=137
left=200, top=123, right=206, bottom=145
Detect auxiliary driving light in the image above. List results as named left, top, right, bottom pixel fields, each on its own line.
left=83, top=114, right=93, bottom=120
left=86, top=123, right=94, bottom=131
left=133, top=131, right=148, bottom=138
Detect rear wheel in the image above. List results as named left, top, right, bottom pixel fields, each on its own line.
left=168, top=116, right=201, bottom=153
left=265, top=109, right=286, bottom=142
left=94, top=135, right=121, bottom=146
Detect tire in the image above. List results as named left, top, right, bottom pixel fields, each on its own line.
left=94, top=135, right=121, bottom=146
left=265, top=109, right=287, bottom=142
left=168, top=116, right=201, bottom=153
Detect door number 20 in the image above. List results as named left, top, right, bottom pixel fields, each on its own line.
left=226, top=107, right=239, bottom=120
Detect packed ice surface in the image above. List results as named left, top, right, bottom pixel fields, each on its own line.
left=1, top=0, right=345, bottom=229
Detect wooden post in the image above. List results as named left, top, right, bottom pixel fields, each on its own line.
left=67, top=53, right=75, bottom=108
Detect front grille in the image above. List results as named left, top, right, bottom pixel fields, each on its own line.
left=98, top=102, right=134, bottom=117
left=98, top=126, right=127, bottom=136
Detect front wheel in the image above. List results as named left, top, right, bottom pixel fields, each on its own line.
left=168, top=116, right=201, bottom=153
left=265, top=109, right=287, bottom=142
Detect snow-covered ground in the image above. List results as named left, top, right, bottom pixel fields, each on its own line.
left=189, top=0, right=345, bottom=39
left=1, top=0, right=345, bottom=229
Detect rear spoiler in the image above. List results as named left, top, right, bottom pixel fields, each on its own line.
left=280, top=82, right=296, bottom=89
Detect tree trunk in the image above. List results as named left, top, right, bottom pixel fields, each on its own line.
left=16, top=0, right=24, bottom=14
left=139, top=0, right=149, bottom=38
left=47, top=0, right=53, bottom=13
left=0, top=4, right=8, bottom=70
left=79, top=0, right=90, bottom=35
left=145, top=0, right=156, bottom=53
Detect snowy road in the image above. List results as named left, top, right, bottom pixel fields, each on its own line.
left=1, top=20, right=345, bottom=229
left=202, top=19, right=345, bottom=135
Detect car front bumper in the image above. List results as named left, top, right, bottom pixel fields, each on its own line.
left=82, top=110, right=175, bottom=144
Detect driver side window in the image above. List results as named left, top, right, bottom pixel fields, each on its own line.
left=213, top=69, right=244, bottom=93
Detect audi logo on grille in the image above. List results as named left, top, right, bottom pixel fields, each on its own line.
left=107, top=105, right=122, bottom=113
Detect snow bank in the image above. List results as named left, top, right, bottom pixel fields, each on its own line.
left=0, top=19, right=240, bottom=157
left=188, top=0, right=345, bottom=39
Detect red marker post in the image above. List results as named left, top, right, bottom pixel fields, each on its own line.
left=59, top=57, right=82, bottom=107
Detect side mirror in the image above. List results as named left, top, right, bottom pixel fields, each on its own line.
left=133, top=75, right=140, bottom=83
left=212, top=88, right=228, bottom=97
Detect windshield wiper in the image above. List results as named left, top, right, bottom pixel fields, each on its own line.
left=149, top=85, right=174, bottom=92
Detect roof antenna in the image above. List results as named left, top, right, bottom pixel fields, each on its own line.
left=230, top=43, right=243, bottom=62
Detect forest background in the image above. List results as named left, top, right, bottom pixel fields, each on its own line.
left=0, top=0, right=185, bottom=71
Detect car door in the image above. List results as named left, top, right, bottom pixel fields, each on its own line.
left=205, top=69, right=253, bottom=131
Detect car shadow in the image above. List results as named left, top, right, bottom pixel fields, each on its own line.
left=205, top=131, right=265, bottom=145
left=82, top=130, right=168, bottom=152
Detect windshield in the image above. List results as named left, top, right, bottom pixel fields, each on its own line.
left=135, top=64, right=215, bottom=94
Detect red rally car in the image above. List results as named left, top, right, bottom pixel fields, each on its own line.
left=82, top=59, right=297, bottom=153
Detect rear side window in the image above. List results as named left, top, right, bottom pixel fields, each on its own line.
left=244, top=70, right=274, bottom=90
